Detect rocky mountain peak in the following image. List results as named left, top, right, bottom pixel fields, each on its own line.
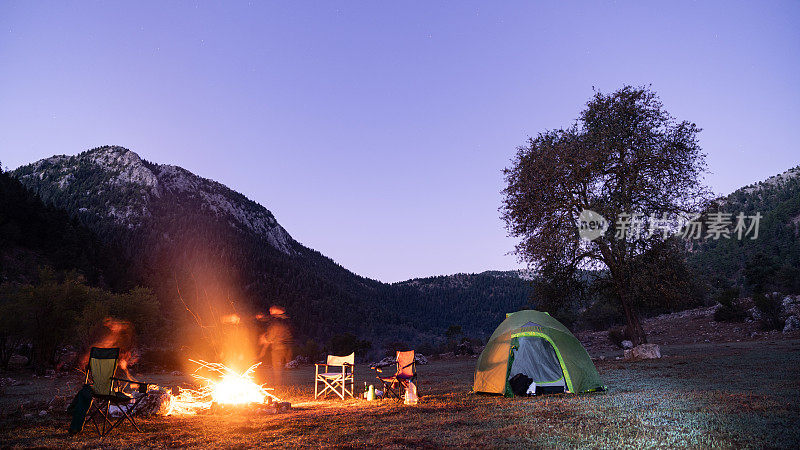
left=741, top=165, right=800, bottom=195
left=82, top=146, right=159, bottom=189
left=12, top=146, right=294, bottom=255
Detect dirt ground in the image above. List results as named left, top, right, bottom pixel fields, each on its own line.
left=2, top=338, right=799, bottom=449
left=575, top=305, right=800, bottom=357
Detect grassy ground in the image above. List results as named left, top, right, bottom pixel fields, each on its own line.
left=2, top=339, right=799, bottom=448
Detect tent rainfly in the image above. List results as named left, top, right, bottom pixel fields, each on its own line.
left=473, top=310, right=605, bottom=396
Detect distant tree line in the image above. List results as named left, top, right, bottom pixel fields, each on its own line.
left=0, top=268, right=160, bottom=373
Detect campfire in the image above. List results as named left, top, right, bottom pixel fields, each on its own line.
left=167, top=360, right=283, bottom=415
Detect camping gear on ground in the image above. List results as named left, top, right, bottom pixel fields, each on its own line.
left=474, top=310, right=605, bottom=396
left=403, top=380, right=418, bottom=405
left=367, top=384, right=375, bottom=401
left=314, top=352, right=355, bottom=399
left=68, top=384, right=94, bottom=435
left=536, top=385, right=566, bottom=395
left=372, top=350, right=418, bottom=402
left=79, top=347, right=152, bottom=437
left=508, top=373, right=533, bottom=397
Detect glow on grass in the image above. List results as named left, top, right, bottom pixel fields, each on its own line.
left=168, top=359, right=280, bottom=415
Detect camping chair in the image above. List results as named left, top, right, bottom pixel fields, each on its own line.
left=314, top=352, right=355, bottom=400
left=82, top=347, right=151, bottom=437
left=372, top=350, right=417, bottom=402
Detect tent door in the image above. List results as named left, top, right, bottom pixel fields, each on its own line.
left=505, top=335, right=566, bottom=396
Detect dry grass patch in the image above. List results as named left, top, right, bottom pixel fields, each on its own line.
left=2, top=339, right=800, bottom=448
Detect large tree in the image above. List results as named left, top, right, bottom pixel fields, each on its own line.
left=501, top=86, right=709, bottom=345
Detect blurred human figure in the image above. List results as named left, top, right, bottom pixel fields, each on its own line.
left=79, top=318, right=137, bottom=380
left=258, top=306, right=292, bottom=386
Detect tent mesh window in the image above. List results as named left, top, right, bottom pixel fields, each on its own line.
left=507, top=336, right=566, bottom=395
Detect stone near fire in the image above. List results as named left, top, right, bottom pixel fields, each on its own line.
left=132, top=388, right=173, bottom=416
left=621, top=340, right=634, bottom=349
left=285, top=355, right=309, bottom=369
left=624, top=344, right=662, bottom=360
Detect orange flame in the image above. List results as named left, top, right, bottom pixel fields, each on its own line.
left=221, top=314, right=241, bottom=325
left=167, top=360, right=280, bottom=415
left=80, top=317, right=137, bottom=379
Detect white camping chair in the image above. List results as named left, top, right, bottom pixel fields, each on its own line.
left=314, top=352, right=355, bottom=400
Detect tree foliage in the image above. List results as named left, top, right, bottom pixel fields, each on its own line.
left=0, top=269, right=160, bottom=372
left=502, top=86, right=709, bottom=344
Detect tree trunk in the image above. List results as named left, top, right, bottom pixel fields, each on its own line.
left=619, top=291, right=647, bottom=346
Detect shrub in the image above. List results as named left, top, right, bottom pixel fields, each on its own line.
left=714, top=288, right=747, bottom=322
left=295, top=339, right=323, bottom=362
left=137, top=348, right=183, bottom=371
left=582, top=301, right=623, bottom=331
left=754, top=292, right=784, bottom=331
left=326, top=333, right=372, bottom=358
left=608, top=326, right=630, bottom=349
left=383, top=341, right=411, bottom=357
left=416, top=341, right=438, bottom=357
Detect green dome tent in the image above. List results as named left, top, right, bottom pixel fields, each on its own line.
left=473, top=310, right=605, bottom=396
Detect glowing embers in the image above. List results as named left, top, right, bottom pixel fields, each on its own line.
left=168, top=360, right=280, bottom=415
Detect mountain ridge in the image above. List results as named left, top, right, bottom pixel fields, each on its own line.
left=15, top=146, right=295, bottom=255
left=8, top=146, right=799, bottom=348
left=10, top=146, right=534, bottom=346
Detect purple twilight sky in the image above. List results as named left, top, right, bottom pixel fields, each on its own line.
left=1, top=1, right=799, bottom=282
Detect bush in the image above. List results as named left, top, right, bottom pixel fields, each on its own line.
left=582, top=301, right=623, bottom=331
left=325, top=333, right=372, bottom=359
left=714, top=288, right=747, bottom=322
left=293, top=339, right=320, bottom=361
left=416, top=341, right=439, bottom=357
left=0, top=269, right=161, bottom=373
left=754, top=292, right=784, bottom=331
left=608, top=326, right=630, bottom=349
left=137, top=348, right=183, bottom=371
left=383, top=341, right=412, bottom=357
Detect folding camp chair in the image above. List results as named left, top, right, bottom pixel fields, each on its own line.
left=314, top=352, right=355, bottom=400
left=82, top=347, right=151, bottom=437
left=372, top=350, right=417, bottom=402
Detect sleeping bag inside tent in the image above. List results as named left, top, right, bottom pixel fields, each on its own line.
left=473, top=310, right=605, bottom=396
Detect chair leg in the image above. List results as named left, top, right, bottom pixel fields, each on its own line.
left=102, top=401, right=111, bottom=437
left=105, top=403, right=140, bottom=436
left=380, top=380, right=401, bottom=401
left=318, top=377, right=343, bottom=399
left=84, top=397, right=146, bottom=437
left=108, top=398, right=143, bottom=435
left=85, top=398, right=103, bottom=436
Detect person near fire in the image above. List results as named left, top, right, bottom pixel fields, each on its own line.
left=258, top=305, right=293, bottom=386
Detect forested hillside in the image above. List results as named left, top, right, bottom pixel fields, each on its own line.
left=4, top=146, right=799, bottom=369
left=690, top=166, right=800, bottom=295
left=0, top=168, right=127, bottom=287
left=8, top=147, right=532, bottom=351
left=379, top=272, right=531, bottom=340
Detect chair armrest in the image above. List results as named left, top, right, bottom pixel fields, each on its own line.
left=111, top=377, right=151, bottom=393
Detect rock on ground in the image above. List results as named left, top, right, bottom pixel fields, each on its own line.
left=370, top=354, right=428, bottom=369
left=783, top=315, right=800, bottom=334
left=624, top=343, right=662, bottom=360
left=284, top=355, right=309, bottom=369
